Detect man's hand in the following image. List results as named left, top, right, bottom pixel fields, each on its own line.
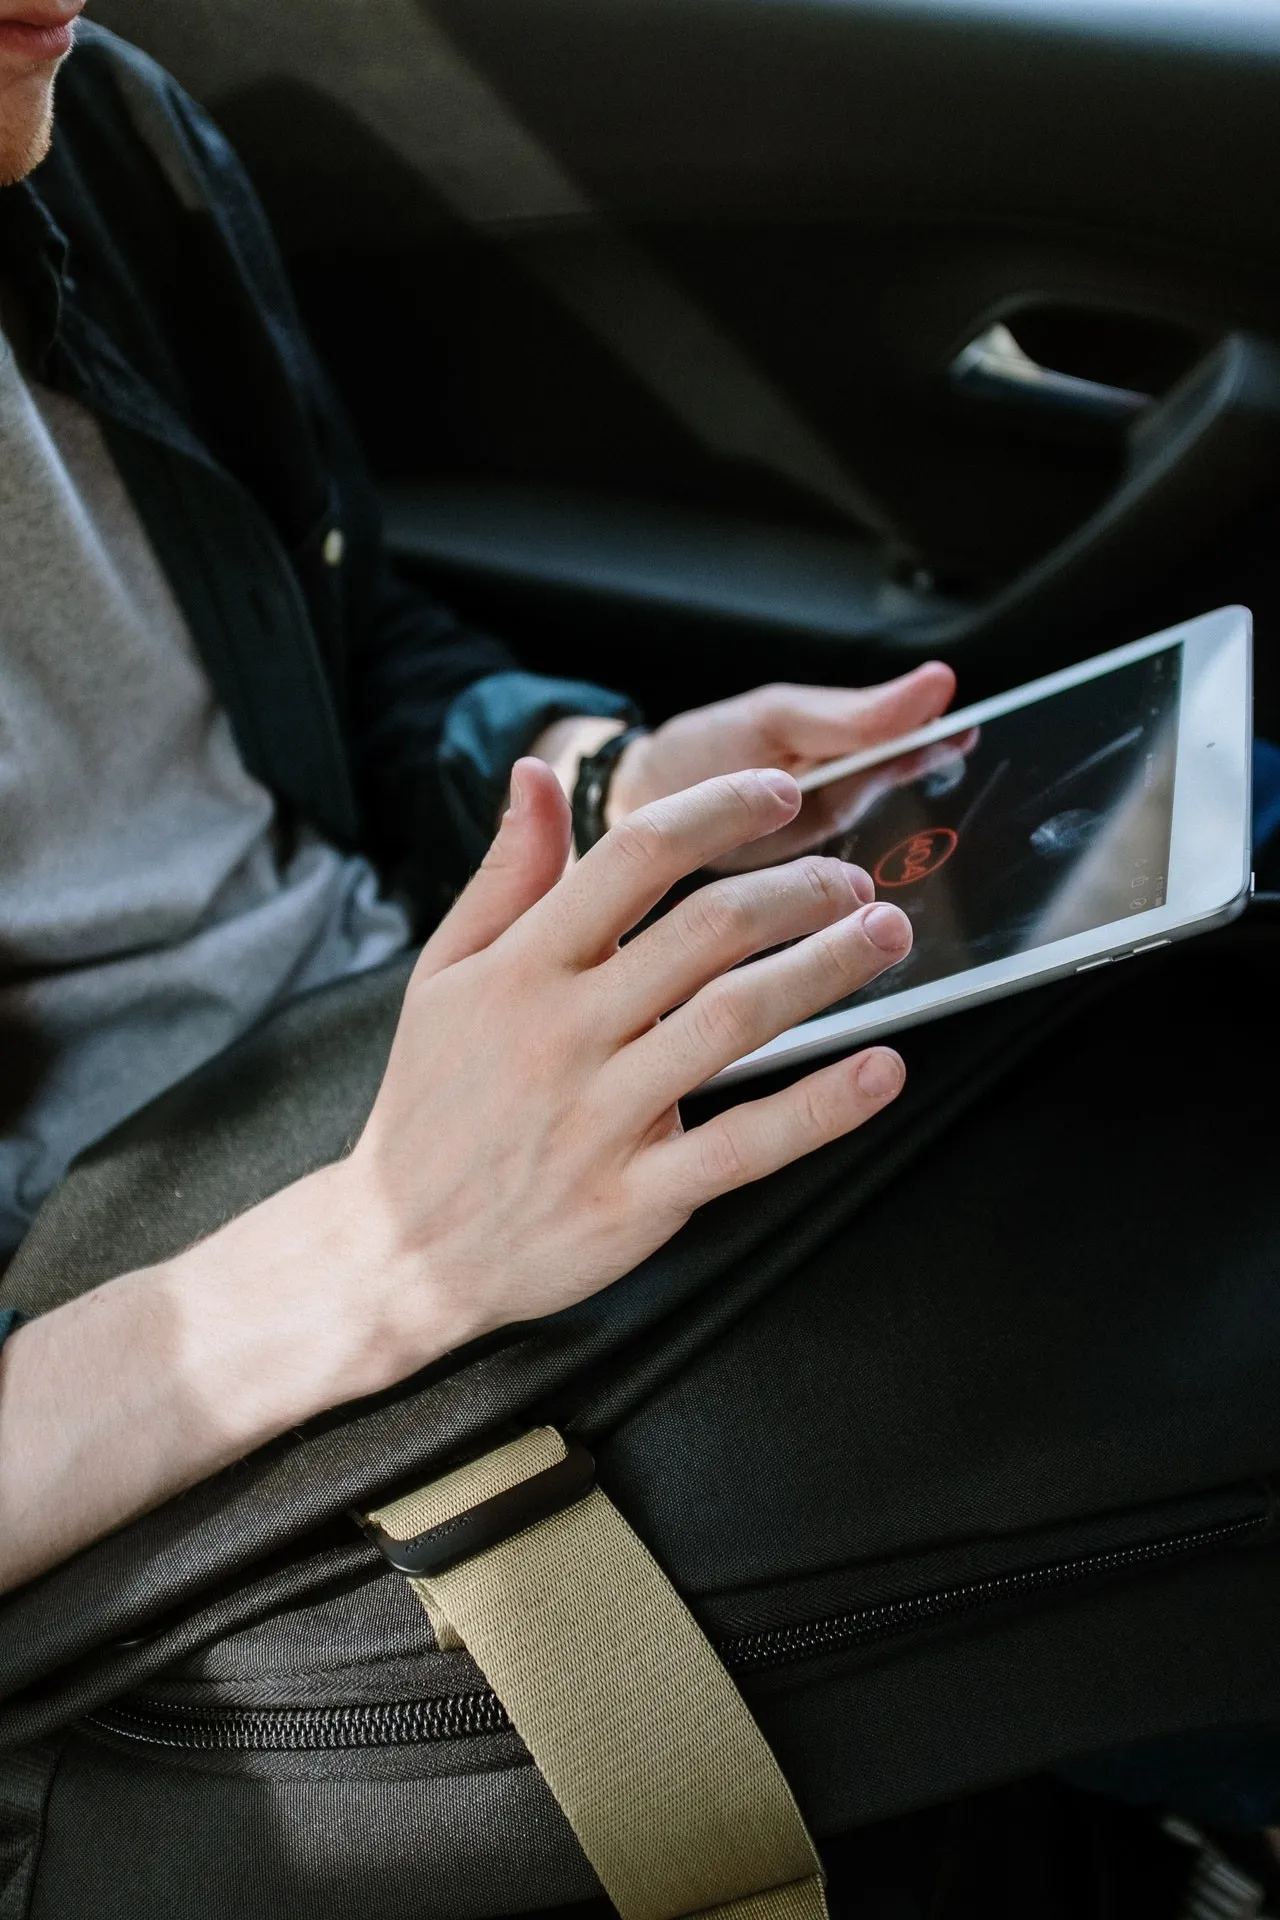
left=0, top=761, right=912, bottom=1591
left=606, top=663, right=961, bottom=870
left=341, top=757, right=912, bottom=1375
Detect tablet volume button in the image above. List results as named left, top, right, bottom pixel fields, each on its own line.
left=1076, top=956, right=1114, bottom=973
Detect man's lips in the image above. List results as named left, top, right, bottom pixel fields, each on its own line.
left=0, top=5, right=82, bottom=60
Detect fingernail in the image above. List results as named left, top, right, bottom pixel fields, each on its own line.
left=856, top=1050, right=904, bottom=1100
left=844, top=863, right=874, bottom=905
left=863, top=902, right=910, bottom=951
left=759, top=769, right=799, bottom=805
left=507, top=764, right=527, bottom=817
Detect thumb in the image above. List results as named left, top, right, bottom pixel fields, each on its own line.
left=850, top=661, right=957, bottom=741
left=762, top=662, right=958, bottom=761
left=416, top=758, right=572, bottom=979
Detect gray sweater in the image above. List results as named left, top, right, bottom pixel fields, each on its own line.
left=0, top=322, right=409, bottom=1257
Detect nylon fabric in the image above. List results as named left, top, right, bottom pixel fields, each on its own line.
left=375, top=1428, right=567, bottom=1537
left=372, top=1429, right=567, bottom=1653
left=696, top=1883, right=829, bottom=1920
left=0, top=943, right=1073, bottom=1745
left=6, top=919, right=1280, bottom=1860
left=368, top=1432, right=827, bottom=1920
left=0, top=1741, right=59, bottom=1920
left=25, top=1741, right=605, bottom=1920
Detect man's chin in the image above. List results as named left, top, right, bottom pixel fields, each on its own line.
left=0, top=73, right=56, bottom=187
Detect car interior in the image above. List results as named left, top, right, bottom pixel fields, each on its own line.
left=71, top=1, right=1280, bottom=1910
left=88, top=0, right=1280, bottom=743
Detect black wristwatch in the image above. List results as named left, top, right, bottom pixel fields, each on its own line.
left=571, top=727, right=649, bottom=858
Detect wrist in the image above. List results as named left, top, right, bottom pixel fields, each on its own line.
left=165, top=1161, right=473, bottom=1457
left=603, top=730, right=654, bottom=826
left=529, top=716, right=628, bottom=804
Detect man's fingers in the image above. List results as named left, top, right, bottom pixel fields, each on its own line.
left=537, top=769, right=801, bottom=964
left=649, top=1045, right=906, bottom=1208
left=711, top=723, right=983, bottom=871
left=850, top=661, right=958, bottom=745
left=807, top=729, right=982, bottom=836
left=624, top=899, right=913, bottom=1105
left=415, top=759, right=571, bottom=980
left=602, top=855, right=874, bottom=1034
left=758, top=663, right=957, bottom=762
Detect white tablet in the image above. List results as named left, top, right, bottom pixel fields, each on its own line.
left=713, top=604, right=1253, bottom=1086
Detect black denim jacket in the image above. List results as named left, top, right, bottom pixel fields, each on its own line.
left=0, top=21, right=631, bottom=920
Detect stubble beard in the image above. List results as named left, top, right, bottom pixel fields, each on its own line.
left=0, top=70, right=57, bottom=188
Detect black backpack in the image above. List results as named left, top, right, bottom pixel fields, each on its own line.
left=3, top=905, right=1280, bottom=1920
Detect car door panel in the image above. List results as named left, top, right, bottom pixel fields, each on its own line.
left=90, top=0, right=1280, bottom=720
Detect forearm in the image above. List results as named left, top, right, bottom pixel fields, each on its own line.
left=529, top=714, right=630, bottom=853
left=0, top=730, right=607, bottom=1596
left=0, top=756, right=911, bottom=1597
left=0, top=1164, right=463, bottom=1594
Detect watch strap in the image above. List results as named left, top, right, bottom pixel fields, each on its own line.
left=571, top=726, right=649, bottom=857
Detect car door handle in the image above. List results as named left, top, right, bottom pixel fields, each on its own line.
left=920, top=329, right=1280, bottom=664
left=951, top=322, right=1152, bottom=426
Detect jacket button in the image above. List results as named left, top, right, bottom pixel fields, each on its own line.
left=322, top=527, right=345, bottom=567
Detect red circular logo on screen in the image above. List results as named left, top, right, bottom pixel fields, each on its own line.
left=874, top=827, right=959, bottom=889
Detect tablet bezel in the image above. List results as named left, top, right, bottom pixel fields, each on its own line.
left=711, top=605, right=1253, bottom=1086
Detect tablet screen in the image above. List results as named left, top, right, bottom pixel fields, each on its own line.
left=810, top=642, right=1183, bottom=1015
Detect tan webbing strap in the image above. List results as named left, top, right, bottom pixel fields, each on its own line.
left=365, top=1429, right=828, bottom=1920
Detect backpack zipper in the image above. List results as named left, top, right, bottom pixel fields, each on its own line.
left=87, top=1509, right=1269, bottom=1755
left=90, top=1691, right=512, bottom=1753
left=715, top=1509, right=1269, bottom=1672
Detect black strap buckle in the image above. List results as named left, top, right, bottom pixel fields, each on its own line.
left=367, top=1438, right=596, bottom=1578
